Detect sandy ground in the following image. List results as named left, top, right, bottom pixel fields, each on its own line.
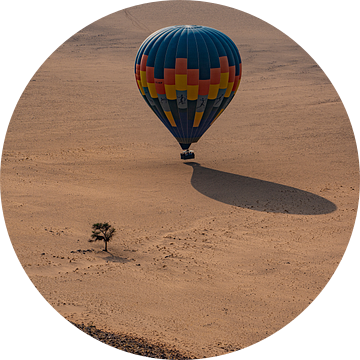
left=1, top=1, right=359, bottom=359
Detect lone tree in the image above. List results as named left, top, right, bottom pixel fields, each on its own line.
left=89, top=222, right=116, bottom=252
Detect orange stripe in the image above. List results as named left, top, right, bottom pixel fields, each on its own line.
left=210, top=68, right=221, bottom=84
left=140, top=55, right=148, bottom=71
left=146, top=66, right=154, bottom=83
left=232, top=75, right=239, bottom=92
left=175, top=58, right=187, bottom=74
left=154, top=78, right=165, bottom=94
left=164, top=68, right=175, bottom=85
left=229, top=65, right=235, bottom=82
left=199, top=79, right=210, bottom=95
left=135, top=64, right=141, bottom=80
left=239, top=63, right=242, bottom=78
left=219, top=56, right=229, bottom=72
left=235, top=77, right=241, bottom=93
left=187, top=69, right=199, bottom=85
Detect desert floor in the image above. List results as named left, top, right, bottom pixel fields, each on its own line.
left=1, top=1, right=359, bottom=358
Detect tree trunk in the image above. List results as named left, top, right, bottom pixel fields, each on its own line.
left=104, top=240, right=108, bottom=252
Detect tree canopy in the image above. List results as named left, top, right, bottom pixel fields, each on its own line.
left=89, top=222, right=116, bottom=252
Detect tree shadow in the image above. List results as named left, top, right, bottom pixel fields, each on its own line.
left=102, top=251, right=131, bottom=263
left=185, top=162, right=337, bottom=215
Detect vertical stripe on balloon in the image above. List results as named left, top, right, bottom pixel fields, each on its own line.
left=224, top=65, right=235, bottom=97
left=175, top=58, right=187, bottom=91
left=187, top=68, right=199, bottom=100
left=154, top=79, right=165, bottom=94
left=193, top=111, right=204, bottom=127
left=164, top=68, right=176, bottom=100
left=146, top=66, right=158, bottom=98
left=164, top=111, right=176, bottom=127
left=208, top=67, right=221, bottom=100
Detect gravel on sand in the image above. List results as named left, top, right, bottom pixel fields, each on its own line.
left=71, top=322, right=196, bottom=359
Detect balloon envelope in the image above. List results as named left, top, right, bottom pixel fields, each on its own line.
left=135, top=25, right=242, bottom=150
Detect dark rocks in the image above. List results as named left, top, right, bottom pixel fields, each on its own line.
left=70, top=249, right=94, bottom=254
left=71, top=322, right=195, bottom=359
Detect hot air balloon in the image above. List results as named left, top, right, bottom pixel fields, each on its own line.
left=134, top=25, right=242, bottom=160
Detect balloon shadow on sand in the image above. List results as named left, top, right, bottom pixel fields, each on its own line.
left=185, top=162, right=337, bottom=215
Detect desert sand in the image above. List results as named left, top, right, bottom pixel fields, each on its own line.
left=1, top=1, right=359, bottom=359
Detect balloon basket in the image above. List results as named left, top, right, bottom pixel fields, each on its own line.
left=181, top=150, right=195, bottom=160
